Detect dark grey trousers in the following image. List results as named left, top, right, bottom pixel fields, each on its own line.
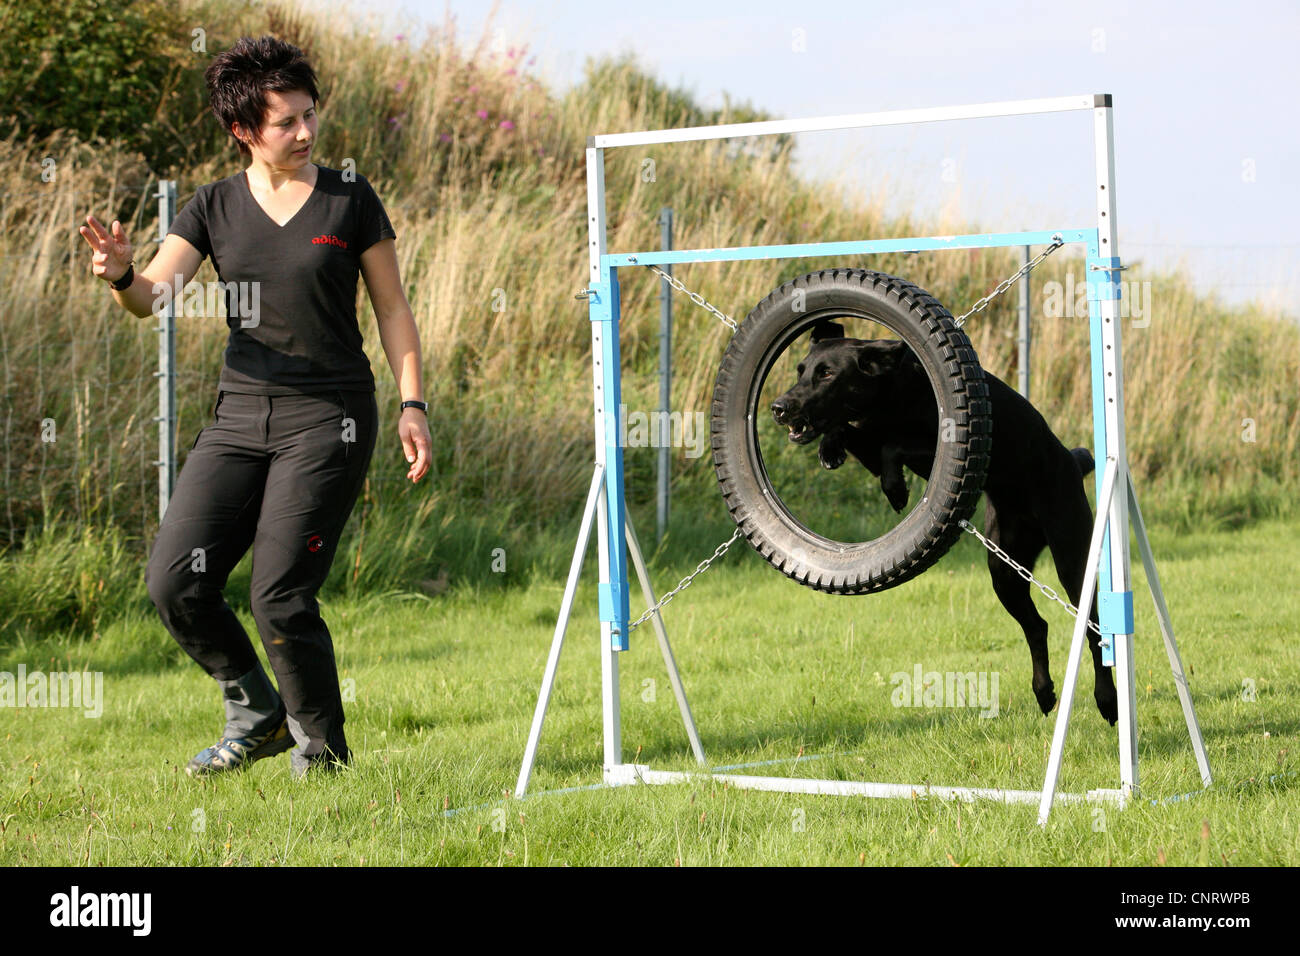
left=146, top=389, right=378, bottom=763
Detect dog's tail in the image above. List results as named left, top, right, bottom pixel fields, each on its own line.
left=1071, top=447, right=1095, bottom=479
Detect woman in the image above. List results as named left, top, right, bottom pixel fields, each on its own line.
left=78, top=36, right=430, bottom=778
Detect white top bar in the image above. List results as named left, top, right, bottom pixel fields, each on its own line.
left=591, top=94, right=1106, bottom=149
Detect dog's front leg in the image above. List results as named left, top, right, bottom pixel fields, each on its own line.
left=817, top=427, right=848, bottom=470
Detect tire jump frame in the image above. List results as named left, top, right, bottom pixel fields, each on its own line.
left=516, top=95, right=1212, bottom=825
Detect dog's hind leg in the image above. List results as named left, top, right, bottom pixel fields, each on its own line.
left=1042, top=480, right=1119, bottom=726
left=878, top=445, right=911, bottom=513
left=984, top=496, right=1056, bottom=716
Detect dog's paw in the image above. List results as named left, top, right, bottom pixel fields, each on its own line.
left=1095, top=684, right=1119, bottom=726
left=818, top=437, right=847, bottom=470
left=1034, top=681, right=1057, bottom=716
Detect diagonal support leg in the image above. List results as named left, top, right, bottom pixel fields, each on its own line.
left=1126, top=473, right=1212, bottom=787
left=1038, top=455, right=1121, bottom=826
left=625, top=515, right=707, bottom=765
left=515, top=464, right=605, bottom=799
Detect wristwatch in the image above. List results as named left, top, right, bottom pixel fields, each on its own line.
left=401, top=399, right=428, bottom=413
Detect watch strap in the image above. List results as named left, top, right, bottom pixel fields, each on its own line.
left=109, top=263, right=135, bottom=291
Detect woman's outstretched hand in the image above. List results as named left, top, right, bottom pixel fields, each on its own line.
left=78, top=215, right=134, bottom=283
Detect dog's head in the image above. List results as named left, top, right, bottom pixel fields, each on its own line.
left=770, top=321, right=916, bottom=444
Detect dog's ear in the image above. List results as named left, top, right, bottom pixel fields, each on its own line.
left=811, top=321, right=845, bottom=342
left=854, top=340, right=908, bottom=376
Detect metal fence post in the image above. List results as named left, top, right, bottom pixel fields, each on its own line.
left=656, top=207, right=673, bottom=543
left=155, top=180, right=177, bottom=521
left=1018, top=242, right=1031, bottom=399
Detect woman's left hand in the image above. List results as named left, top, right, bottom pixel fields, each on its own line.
left=399, top=408, right=431, bottom=482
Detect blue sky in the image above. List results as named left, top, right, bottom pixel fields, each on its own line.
left=334, top=0, right=1298, bottom=313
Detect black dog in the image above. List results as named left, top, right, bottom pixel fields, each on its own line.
left=770, top=321, right=1118, bottom=725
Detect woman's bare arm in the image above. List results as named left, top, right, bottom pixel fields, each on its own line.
left=361, top=237, right=431, bottom=483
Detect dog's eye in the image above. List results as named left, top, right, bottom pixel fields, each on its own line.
left=817, top=368, right=834, bottom=380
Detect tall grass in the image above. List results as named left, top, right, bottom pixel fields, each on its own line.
left=1, top=0, right=1297, bottom=638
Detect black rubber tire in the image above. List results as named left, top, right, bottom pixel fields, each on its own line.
left=710, top=268, right=991, bottom=595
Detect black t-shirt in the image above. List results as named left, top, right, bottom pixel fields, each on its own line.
left=167, top=164, right=396, bottom=394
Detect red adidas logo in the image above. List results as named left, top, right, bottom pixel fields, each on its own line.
left=311, top=234, right=348, bottom=249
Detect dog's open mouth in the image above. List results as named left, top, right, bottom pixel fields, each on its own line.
left=786, top=421, right=819, bottom=444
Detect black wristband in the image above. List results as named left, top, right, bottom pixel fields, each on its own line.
left=401, top=399, right=428, bottom=413
left=109, top=263, right=134, bottom=291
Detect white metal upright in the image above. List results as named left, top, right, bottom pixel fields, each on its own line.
left=1090, top=102, right=1138, bottom=797
left=585, top=146, right=624, bottom=771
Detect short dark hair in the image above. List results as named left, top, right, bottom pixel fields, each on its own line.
left=205, top=36, right=320, bottom=157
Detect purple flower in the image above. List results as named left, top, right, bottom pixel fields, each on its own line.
left=468, top=85, right=478, bottom=94
left=505, top=68, right=516, bottom=76
left=440, top=133, right=452, bottom=143
left=394, top=80, right=406, bottom=93
left=476, top=109, right=489, bottom=120
left=499, top=120, right=515, bottom=130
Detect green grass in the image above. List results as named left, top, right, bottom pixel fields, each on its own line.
left=1, top=515, right=1296, bottom=866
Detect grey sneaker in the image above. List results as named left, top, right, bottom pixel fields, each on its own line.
left=186, top=718, right=295, bottom=776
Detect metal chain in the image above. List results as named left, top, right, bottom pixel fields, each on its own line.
left=954, top=237, right=1094, bottom=633
left=628, top=528, right=744, bottom=631
left=620, top=264, right=741, bottom=631
left=643, top=263, right=738, bottom=331
left=958, top=519, right=1102, bottom=637
left=952, top=236, right=1064, bottom=328
left=640, top=239, right=1062, bottom=334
